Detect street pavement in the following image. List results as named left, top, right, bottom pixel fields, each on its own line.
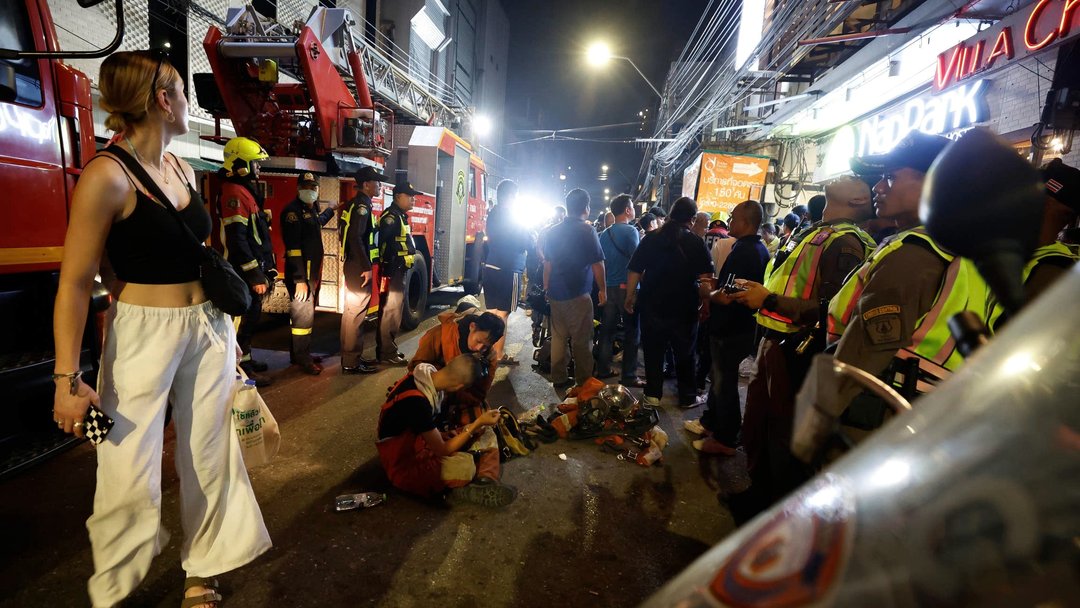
left=0, top=292, right=749, bottom=607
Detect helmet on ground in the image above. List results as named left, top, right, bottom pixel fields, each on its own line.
left=222, top=137, right=269, bottom=177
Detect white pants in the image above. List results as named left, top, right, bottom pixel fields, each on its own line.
left=87, top=301, right=272, bottom=607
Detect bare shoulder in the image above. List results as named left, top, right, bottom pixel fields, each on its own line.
left=75, top=152, right=136, bottom=216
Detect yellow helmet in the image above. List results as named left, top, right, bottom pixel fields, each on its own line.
left=222, top=137, right=269, bottom=177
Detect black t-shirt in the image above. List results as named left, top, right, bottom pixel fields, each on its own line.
left=628, top=227, right=713, bottom=319
left=377, top=382, right=437, bottom=440
left=485, top=204, right=533, bottom=272
left=710, top=235, right=770, bottom=336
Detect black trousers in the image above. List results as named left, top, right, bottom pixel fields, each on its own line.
left=286, top=278, right=319, bottom=365
left=700, top=330, right=755, bottom=446
left=640, top=311, right=697, bottom=405
left=237, top=288, right=264, bottom=361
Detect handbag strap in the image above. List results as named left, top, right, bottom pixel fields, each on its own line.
left=103, top=144, right=207, bottom=260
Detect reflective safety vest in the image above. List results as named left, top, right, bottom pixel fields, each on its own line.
left=380, top=207, right=416, bottom=270
left=340, top=198, right=379, bottom=263
left=985, top=242, right=1079, bottom=331
left=827, top=226, right=991, bottom=392
left=757, top=221, right=876, bottom=333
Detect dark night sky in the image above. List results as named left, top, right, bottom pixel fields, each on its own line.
left=502, top=0, right=710, bottom=206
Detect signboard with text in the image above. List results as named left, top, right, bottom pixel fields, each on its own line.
left=682, top=154, right=702, bottom=199
left=694, top=151, right=770, bottom=216
left=934, top=0, right=1080, bottom=92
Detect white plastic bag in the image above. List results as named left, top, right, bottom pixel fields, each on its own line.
left=231, top=371, right=280, bottom=467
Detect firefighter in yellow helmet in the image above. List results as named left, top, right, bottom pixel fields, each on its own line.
left=219, top=136, right=275, bottom=386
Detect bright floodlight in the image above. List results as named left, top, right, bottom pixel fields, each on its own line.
left=601, top=164, right=609, bottom=172
left=586, top=42, right=612, bottom=67
left=474, top=115, right=493, bottom=138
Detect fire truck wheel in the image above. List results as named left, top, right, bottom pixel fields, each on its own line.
left=401, top=255, right=429, bottom=330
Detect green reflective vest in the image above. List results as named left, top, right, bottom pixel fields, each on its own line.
left=757, top=221, right=876, bottom=333
left=340, top=199, right=379, bottom=263
left=827, top=226, right=991, bottom=386
left=985, top=242, right=1079, bottom=331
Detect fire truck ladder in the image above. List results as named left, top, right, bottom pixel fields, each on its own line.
left=219, top=4, right=463, bottom=129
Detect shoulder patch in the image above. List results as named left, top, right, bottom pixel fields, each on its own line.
left=358, top=206, right=369, bottom=216
left=226, top=198, right=240, bottom=209
left=866, top=313, right=902, bottom=345
left=810, top=227, right=835, bottom=246
left=284, top=212, right=299, bottom=222
left=383, top=214, right=396, bottom=225
left=863, top=305, right=900, bottom=320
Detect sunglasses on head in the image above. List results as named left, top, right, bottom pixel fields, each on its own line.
left=148, top=48, right=169, bottom=101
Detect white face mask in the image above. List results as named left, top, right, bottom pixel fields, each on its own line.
left=298, top=189, right=318, bottom=204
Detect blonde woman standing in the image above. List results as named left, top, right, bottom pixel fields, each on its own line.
left=51, top=50, right=270, bottom=608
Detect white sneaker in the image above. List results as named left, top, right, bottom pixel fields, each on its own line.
left=683, top=419, right=706, bottom=435
left=643, top=396, right=661, bottom=407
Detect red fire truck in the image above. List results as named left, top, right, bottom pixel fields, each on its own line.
left=0, top=0, right=486, bottom=475
left=0, top=0, right=120, bottom=476
left=197, top=5, right=488, bottom=328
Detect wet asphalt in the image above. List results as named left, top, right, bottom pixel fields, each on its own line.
left=0, top=291, right=749, bottom=607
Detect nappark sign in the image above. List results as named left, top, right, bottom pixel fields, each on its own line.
left=934, top=0, right=1080, bottom=92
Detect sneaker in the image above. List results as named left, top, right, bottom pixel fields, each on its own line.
left=448, top=479, right=517, bottom=508
left=642, top=395, right=661, bottom=407
left=679, top=395, right=706, bottom=409
left=693, top=437, right=737, bottom=456
left=379, top=353, right=408, bottom=365
left=683, top=419, right=706, bottom=435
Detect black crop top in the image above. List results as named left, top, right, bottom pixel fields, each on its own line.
left=103, top=153, right=211, bottom=284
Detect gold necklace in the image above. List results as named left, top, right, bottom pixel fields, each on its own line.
left=126, top=138, right=169, bottom=185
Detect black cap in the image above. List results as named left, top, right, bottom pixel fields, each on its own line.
left=297, top=172, right=319, bottom=188
left=354, top=165, right=389, bottom=183
left=851, top=130, right=952, bottom=174
left=394, top=181, right=422, bottom=196
left=1042, top=158, right=1080, bottom=212
left=647, top=205, right=666, bottom=218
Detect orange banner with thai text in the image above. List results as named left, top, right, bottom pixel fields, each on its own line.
left=694, top=152, right=770, bottom=217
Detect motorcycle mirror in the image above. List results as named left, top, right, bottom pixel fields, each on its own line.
left=920, top=128, right=1043, bottom=315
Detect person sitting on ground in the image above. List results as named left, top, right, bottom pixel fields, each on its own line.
left=409, top=310, right=506, bottom=482
left=377, top=354, right=517, bottom=507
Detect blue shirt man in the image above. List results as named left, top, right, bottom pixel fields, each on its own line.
left=596, top=194, right=642, bottom=382
left=542, top=189, right=606, bottom=389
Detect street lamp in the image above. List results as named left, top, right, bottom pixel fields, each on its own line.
left=585, top=40, right=662, bottom=99
left=601, top=164, right=609, bottom=173
left=473, top=114, right=492, bottom=138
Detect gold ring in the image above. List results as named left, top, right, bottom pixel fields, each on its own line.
left=73, top=421, right=84, bottom=429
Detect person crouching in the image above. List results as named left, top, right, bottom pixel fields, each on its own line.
left=376, top=354, right=517, bottom=507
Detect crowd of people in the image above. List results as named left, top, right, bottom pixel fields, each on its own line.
left=47, top=49, right=1080, bottom=608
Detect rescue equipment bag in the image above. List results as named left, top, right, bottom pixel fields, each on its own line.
left=106, top=145, right=252, bottom=316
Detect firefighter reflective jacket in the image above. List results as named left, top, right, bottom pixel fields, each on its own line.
left=220, top=179, right=275, bottom=286
left=827, top=225, right=990, bottom=386
left=340, top=193, right=379, bottom=267
left=757, top=220, right=876, bottom=334
left=281, top=197, right=334, bottom=284
left=379, top=203, right=416, bottom=274
left=985, top=242, right=1079, bottom=331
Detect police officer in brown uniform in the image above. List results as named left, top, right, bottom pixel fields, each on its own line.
left=376, top=181, right=421, bottom=364
left=339, top=165, right=386, bottom=375
left=281, top=172, right=339, bottom=375
left=720, top=176, right=876, bottom=516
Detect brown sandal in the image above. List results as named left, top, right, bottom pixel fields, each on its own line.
left=181, top=576, right=222, bottom=608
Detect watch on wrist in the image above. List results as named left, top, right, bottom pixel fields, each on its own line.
left=763, top=293, right=778, bottom=311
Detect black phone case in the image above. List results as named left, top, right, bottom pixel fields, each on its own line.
left=84, top=405, right=115, bottom=445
